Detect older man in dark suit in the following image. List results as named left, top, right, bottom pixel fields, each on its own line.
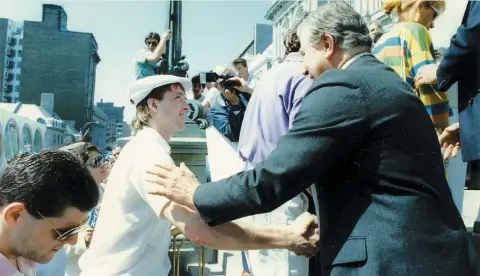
left=147, top=2, right=480, bottom=275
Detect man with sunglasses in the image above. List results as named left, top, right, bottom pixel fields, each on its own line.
left=133, top=30, right=172, bottom=80
left=112, top=146, right=121, bottom=162
left=64, top=143, right=108, bottom=276
left=0, top=150, right=99, bottom=276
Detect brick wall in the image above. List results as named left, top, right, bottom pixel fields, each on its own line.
left=19, top=19, right=98, bottom=130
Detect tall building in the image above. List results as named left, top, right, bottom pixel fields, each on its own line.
left=237, top=23, right=274, bottom=81
left=18, top=4, right=101, bottom=131
left=238, top=24, right=273, bottom=58
left=97, top=100, right=125, bottom=139
left=0, top=19, right=24, bottom=103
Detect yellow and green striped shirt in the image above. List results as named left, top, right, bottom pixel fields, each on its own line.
left=373, top=22, right=451, bottom=132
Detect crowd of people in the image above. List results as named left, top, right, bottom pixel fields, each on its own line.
left=0, top=1, right=480, bottom=276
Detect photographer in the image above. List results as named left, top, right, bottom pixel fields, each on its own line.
left=133, top=31, right=171, bottom=80
left=210, top=75, right=249, bottom=142
left=232, top=58, right=257, bottom=94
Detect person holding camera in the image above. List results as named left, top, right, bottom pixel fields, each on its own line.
left=133, top=31, right=171, bottom=80
left=209, top=75, right=249, bottom=142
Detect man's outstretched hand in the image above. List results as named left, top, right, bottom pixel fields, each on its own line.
left=439, top=122, right=461, bottom=160
left=146, top=162, right=199, bottom=210
left=287, top=212, right=320, bottom=258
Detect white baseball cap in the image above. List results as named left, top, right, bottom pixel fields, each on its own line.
left=127, top=75, right=192, bottom=106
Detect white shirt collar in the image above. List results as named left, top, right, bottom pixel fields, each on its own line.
left=341, top=52, right=371, bottom=69
left=136, top=126, right=171, bottom=154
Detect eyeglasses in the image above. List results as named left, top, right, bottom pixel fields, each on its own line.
left=146, top=41, right=158, bottom=47
left=37, top=211, right=89, bottom=242
left=85, top=155, right=105, bottom=168
left=429, top=4, right=439, bottom=21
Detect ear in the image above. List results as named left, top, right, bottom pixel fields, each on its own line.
left=147, top=98, right=158, bottom=112
left=2, top=202, right=27, bottom=227
left=323, top=34, right=336, bottom=60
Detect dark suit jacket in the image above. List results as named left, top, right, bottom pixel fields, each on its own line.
left=194, top=54, right=479, bottom=275
left=437, top=1, right=480, bottom=161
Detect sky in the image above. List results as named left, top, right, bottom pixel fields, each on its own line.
left=0, top=0, right=470, bottom=121
left=0, top=0, right=272, bottom=121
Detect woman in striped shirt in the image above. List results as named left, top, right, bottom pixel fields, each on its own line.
left=373, top=0, right=450, bottom=134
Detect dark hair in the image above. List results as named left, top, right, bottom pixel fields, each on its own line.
left=0, top=150, right=99, bottom=218
left=284, top=29, right=301, bottom=55
left=232, top=58, right=247, bottom=67
left=79, top=143, right=100, bottom=164
left=193, top=83, right=206, bottom=89
left=144, top=32, right=160, bottom=44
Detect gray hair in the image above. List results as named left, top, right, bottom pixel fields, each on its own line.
left=298, top=1, right=372, bottom=51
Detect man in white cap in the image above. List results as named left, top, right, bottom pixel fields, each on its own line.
left=78, top=75, right=319, bottom=276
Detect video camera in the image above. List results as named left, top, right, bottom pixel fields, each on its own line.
left=191, top=72, right=242, bottom=92
left=156, top=54, right=190, bottom=77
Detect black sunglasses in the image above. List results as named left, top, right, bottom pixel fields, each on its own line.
left=85, top=155, right=105, bottom=168
left=429, top=4, right=439, bottom=21
left=37, top=211, right=89, bottom=242
left=146, top=41, right=158, bottom=47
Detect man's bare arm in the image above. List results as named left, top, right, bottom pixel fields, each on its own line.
left=160, top=201, right=318, bottom=255
left=145, top=31, right=171, bottom=62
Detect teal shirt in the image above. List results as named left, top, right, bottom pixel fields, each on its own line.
left=133, top=49, right=160, bottom=80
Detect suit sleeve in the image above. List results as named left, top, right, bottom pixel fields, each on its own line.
left=437, top=2, right=480, bottom=91
left=193, top=70, right=369, bottom=226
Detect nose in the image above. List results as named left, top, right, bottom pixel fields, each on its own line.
left=63, top=233, right=79, bottom=246
left=182, top=98, right=189, bottom=109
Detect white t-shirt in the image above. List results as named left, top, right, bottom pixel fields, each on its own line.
left=204, top=87, right=224, bottom=108
left=79, top=127, right=173, bottom=276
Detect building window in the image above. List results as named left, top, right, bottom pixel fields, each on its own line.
left=9, top=38, right=17, bottom=46
left=3, top=120, right=20, bottom=163
left=22, top=125, right=32, bottom=153
left=17, top=50, right=22, bottom=57
left=16, top=61, right=21, bottom=68
left=19, top=39, right=23, bottom=45
left=33, top=129, right=42, bottom=153
left=16, top=74, right=20, bottom=81
left=15, top=85, right=20, bottom=92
